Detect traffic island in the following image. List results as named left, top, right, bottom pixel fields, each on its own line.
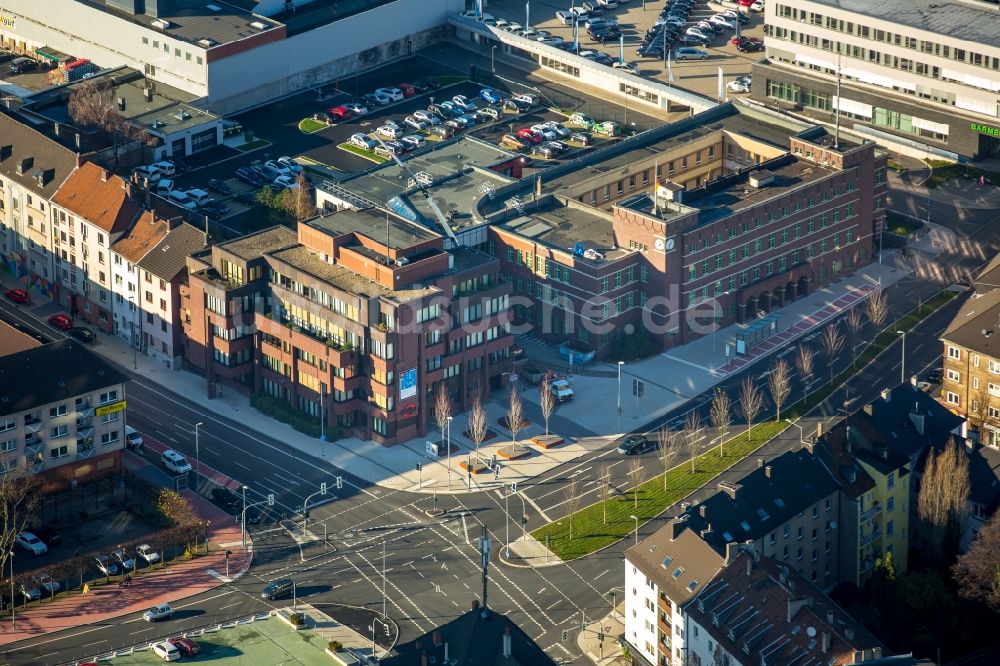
left=496, top=444, right=532, bottom=460
left=531, top=434, right=565, bottom=449
left=459, top=458, right=491, bottom=474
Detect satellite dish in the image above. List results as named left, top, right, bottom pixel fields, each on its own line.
left=806, top=627, right=817, bottom=637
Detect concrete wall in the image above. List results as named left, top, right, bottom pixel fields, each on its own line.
left=205, top=0, right=464, bottom=114
left=625, top=561, right=661, bottom=666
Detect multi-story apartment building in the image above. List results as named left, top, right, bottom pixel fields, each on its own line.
left=624, top=523, right=727, bottom=666
left=487, top=103, right=886, bottom=357
left=684, top=551, right=886, bottom=666
left=753, top=0, right=1000, bottom=160
left=181, top=209, right=514, bottom=446
left=0, top=113, right=79, bottom=298
left=111, top=213, right=205, bottom=369
left=808, top=405, right=913, bottom=586
left=0, top=334, right=129, bottom=490
left=680, top=449, right=842, bottom=591
left=50, top=162, right=143, bottom=332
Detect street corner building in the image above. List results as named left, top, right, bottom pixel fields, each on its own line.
left=0, top=334, right=130, bottom=491
left=180, top=209, right=515, bottom=447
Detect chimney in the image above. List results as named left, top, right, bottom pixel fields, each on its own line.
left=144, top=87, right=154, bottom=102
left=101, top=168, right=109, bottom=182
left=764, top=465, right=772, bottom=479
left=880, top=388, right=891, bottom=403
left=757, top=458, right=765, bottom=468
left=910, top=374, right=919, bottom=389
left=503, top=625, right=512, bottom=658
left=700, top=523, right=713, bottom=538
left=746, top=552, right=753, bottom=575
left=827, top=610, right=835, bottom=623
left=671, top=519, right=687, bottom=541
left=816, top=422, right=824, bottom=438
left=699, top=505, right=708, bottom=519
left=444, top=643, right=449, bottom=662
left=863, top=403, right=874, bottom=416
left=0, top=144, right=11, bottom=161
left=821, top=631, right=831, bottom=654
left=535, top=175, right=543, bottom=196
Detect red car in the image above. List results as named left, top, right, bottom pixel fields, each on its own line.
left=168, top=637, right=201, bottom=657
left=732, top=35, right=763, bottom=46
left=4, top=288, right=29, bottom=304
left=397, top=83, right=416, bottom=97
left=327, top=106, right=352, bottom=121
left=47, top=313, right=73, bottom=331
left=516, top=128, right=543, bottom=144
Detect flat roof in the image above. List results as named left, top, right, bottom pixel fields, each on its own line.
left=219, top=226, right=297, bottom=261
left=0, top=320, right=43, bottom=357
left=806, top=0, right=1000, bottom=48
left=499, top=197, right=629, bottom=262
left=306, top=208, right=439, bottom=250
left=82, top=0, right=283, bottom=47
left=683, top=158, right=838, bottom=225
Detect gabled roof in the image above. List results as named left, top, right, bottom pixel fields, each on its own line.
left=684, top=552, right=885, bottom=666
left=681, top=449, right=840, bottom=553
left=51, top=162, right=142, bottom=234
left=111, top=211, right=170, bottom=264
left=973, top=253, right=1000, bottom=294
left=137, top=222, right=206, bottom=281
left=0, top=111, right=79, bottom=199
left=941, top=288, right=1000, bottom=357
left=967, top=443, right=1000, bottom=511
left=626, top=521, right=725, bottom=604
left=0, top=340, right=128, bottom=416
left=863, top=381, right=966, bottom=461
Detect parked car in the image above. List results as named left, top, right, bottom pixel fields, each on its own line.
left=675, top=47, right=709, bottom=60
left=19, top=582, right=41, bottom=602
left=198, top=199, right=230, bottom=219
left=70, top=326, right=95, bottom=344
left=212, top=486, right=241, bottom=510
left=207, top=178, right=232, bottom=195
left=312, top=111, right=332, bottom=124
left=480, top=88, right=503, bottom=104
left=132, top=165, right=161, bottom=183
left=531, top=124, right=558, bottom=140
left=94, top=555, right=119, bottom=577
left=125, top=425, right=144, bottom=452
left=401, top=135, right=427, bottom=150
left=413, top=110, right=441, bottom=125
left=570, top=131, right=594, bottom=145
left=261, top=578, right=294, bottom=600
left=276, top=156, right=303, bottom=174
left=350, top=133, right=376, bottom=150
left=617, top=434, right=651, bottom=455
left=502, top=98, right=531, bottom=113
left=411, top=78, right=439, bottom=91
left=328, top=106, right=352, bottom=121
left=708, top=15, right=735, bottom=30
left=152, top=641, right=181, bottom=662
left=112, top=548, right=136, bottom=571
left=429, top=125, right=454, bottom=139
left=376, top=124, right=403, bottom=139
left=512, top=92, right=540, bottom=106
left=273, top=174, right=299, bottom=190
left=36, top=574, right=60, bottom=595
left=727, top=79, right=751, bottom=93
left=545, top=140, right=569, bottom=154
left=532, top=144, right=556, bottom=158
left=404, top=115, right=428, bottom=130
left=168, top=637, right=201, bottom=657
left=542, top=121, right=572, bottom=138
left=250, top=161, right=281, bottom=181
left=47, top=313, right=73, bottom=331
left=154, top=179, right=175, bottom=195
left=143, top=603, right=175, bottom=622
left=397, top=83, right=416, bottom=97
left=17, top=532, right=48, bottom=555
left=516, top=128, right=543, bottom=144
left=136, top=544, right=160, bottom=565
left=166, top=190, right=197, bottom=210
left=150, top=161, right=177, bottom=177
left=500, top=133, right=528, bottom=150
left=5, top=288, right=29, bottom=304
left=555, top=10, right=574, bottom=25
left=235, top=167, right=263, bottom=187
left=374, top=87, right=404, bottom=102
left=737, top=39, right=764, bottom=53
left=568, top=112, right=595, bottom=128
left=612, top=61, right=638, bottom=74
left=926, top=368, right=944, bottom=383
left=161, top=449, right=192, bottom=474
left=34, top=527, right=62, bottom=547
left=679, top=34, right=711, bottom=46
left=478, top=106, right=503, bottom=121
left=343, top=102, right=368, bottom=116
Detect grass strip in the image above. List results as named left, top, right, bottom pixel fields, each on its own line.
left=298, top=118, right=328, bottom=133
left=337, top=142, right=388, bottom=164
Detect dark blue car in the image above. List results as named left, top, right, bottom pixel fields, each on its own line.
left=235, top=167, right=262, bottom=187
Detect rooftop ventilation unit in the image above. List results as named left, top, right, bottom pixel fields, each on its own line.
left=151, top=19, right=172, bottom=29
left=748, top=169, right=775, bottom=188
left=206, top=3, right=222, bottom=10
left=198, top=38, right=217, bottom=48
left=249, top=21, right=269, bottom=30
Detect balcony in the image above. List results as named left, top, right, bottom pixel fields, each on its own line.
left=77, top=443, right=96, bottom=460
left=75, top=402, right=95, bottom=418
left=76, top=423, right=95, bottom=439
left=24, top=417, right=44, bottom=434
left=860, top=502, right=882, bottom=523
left=25, top=440, right=44, bottom=458
left=30, top=457, right=45, bottom=474
left=860, top=528, right=883, bottom=548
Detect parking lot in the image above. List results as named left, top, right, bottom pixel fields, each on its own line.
left=479, top=0, right=765, bottom=100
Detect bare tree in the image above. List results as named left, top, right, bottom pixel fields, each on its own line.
left=281, top=172, right=316, bottom=221
left=795, top=344, right=816, bottom=402
left=467, top=392, right=488, bottom=463
left=598, top=464, right=613, bottom=525
left=768, top=359, right=792, bottom=422
left=953, top=509, right=1000, bottom=610
left=0, top=474, right=40, bottom=582
left=821, top=322, right=845, bottom=385
left=709, top=388, right=732, bottom=457
left=684, top=411, right=703, bottom=473
left=434, top=383, right=451, bottom=450
left=918, top=437, right=970, bottom=565
left=540, top=378, right=557, bottom=438
left=656, top=426, right=680, bottom=490
left=739, top=374, right=764, bottom=444
left=866, top=289, right=889, bottom=331
left=507, top=389, right=525, bottom=455
left=970, top=383, right=993, bottom=439
left=845, top=307, right=863, bottom=368
left=629, top=457, right=645, bottom=509
left=68, top=79, right=155, bottom=170
left=565, top=477, right=580, bottom=539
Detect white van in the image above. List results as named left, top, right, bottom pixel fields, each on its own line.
left=132, top=165, right=161, bottom=184
left=150, top=161, right=177, bottom=177
left=154, top=179, right=175, bottom=195
left=167, top=190, right=197, bottom=210
left=513, top=93, right=540, bottom=107
left=161, top=449, right=192, bottom=474
left=186, top=189, right=212, bottom=206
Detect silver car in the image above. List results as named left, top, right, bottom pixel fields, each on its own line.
left=112, top=548, right=135, bottom=571
left=95, top=555, right=119, bottom=577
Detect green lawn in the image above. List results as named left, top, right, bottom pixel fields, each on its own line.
left=531, top=421, right=788, bottom=561
left=337, top=142, right=388, bottom=164
left=886, top=212, right=922, bottom=236
left=298, top=118, right=328, bottom=133
left=236, top=139, right=271, bottom=152
left=925, top=159, right=1000, bottom=189
left=531, top=288, right=957, bottom=561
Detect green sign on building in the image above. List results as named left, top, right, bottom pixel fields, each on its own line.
left=971, top=122, right=1000, bottom=137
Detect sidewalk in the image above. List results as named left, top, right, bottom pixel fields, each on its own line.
left=575, top=604, right=626, bottom=666
left=305, top=603, right=390, bottom=662
left=0, top=490, right=251, bottom=646
left=888, top=154, right=1000, bottom=209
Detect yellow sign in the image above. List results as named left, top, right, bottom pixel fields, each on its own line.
left=0, top=16, right=14, bottom=30
left=96, top=400, right=127, bottom=417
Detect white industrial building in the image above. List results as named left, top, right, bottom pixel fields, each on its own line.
left=0, top=0, right=463, bottom=114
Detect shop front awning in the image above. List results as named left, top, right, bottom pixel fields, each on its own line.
left=34, top=46, right=72, bottom=63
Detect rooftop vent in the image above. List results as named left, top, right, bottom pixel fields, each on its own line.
left=748, top=169, right=775, bottom=188
left=198, top=38, right=218, bottom=48
left=151, top=19, right=172, bottom=29
left=206, top=3, right=221, bottom=10
left=249, top=20, right=269, bottom=30
left=16, top=157, right=33, bottom=175
left=0, top=145, right=11, bottom=161
left=656, top=180, right=684, bottom=202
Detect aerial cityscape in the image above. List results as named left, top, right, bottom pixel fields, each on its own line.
left=1, top=0, right=999, bottom=664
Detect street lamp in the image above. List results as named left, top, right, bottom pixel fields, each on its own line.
left=505, top=488, right=511, bottom=558
left=785, top=419, right=806, bottom=445
left=194, top=422, right=203, bottom=480
left=9, top=550, right=14, bottom=629
left=491, top=45, right=497, bottom=73
left=630, top=514, right=639, bottom=546
left=319, top=387, right=326, bottom=444
left=241, top=485, right=248, bottom=548
left=446, top=416, right=454, bottom=490
left=617, top=361, right=625, bottom=417
left=895, top=327, right=908, bottom=382
left=128, top=295, right=138, bottom=370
